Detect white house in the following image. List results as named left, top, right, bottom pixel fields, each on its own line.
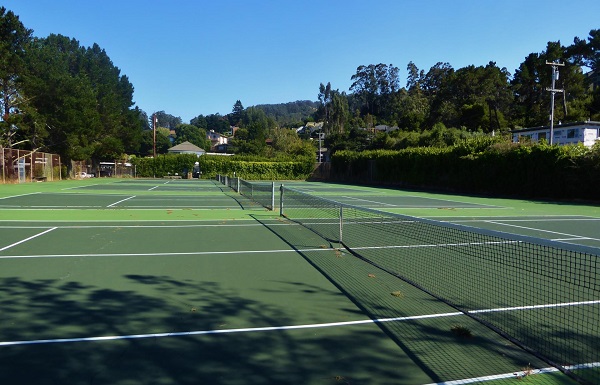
left=208, top=130, right=228, bottom=145
left=511, top=121, right=600, bottom=147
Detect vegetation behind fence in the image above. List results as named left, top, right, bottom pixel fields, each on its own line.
left=131, top=154, right=314, bottom=180
left=330, top=139, right=600, bottom=200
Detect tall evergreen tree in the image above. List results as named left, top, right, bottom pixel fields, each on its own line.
left=230, top=100, right=244, bottom=126
left=0, top=7, right=33, bottom=147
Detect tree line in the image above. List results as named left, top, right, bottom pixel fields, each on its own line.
left=316, top=32, right=599, bottom=138
left=0, top=7, right=142, bottom=165
left=2, top=5, right=599, bottom=167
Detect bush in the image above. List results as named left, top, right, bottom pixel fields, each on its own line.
left=330, top=137, right=600, bottom=200
left=131, top=154, right=314, bottom=180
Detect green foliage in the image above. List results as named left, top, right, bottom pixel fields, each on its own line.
left=131, top=153, right=314, bottom=180
left=197, top=154, right=313, bottom=180
left=0, top=7, right=32, bottom=138
left=153, top=111, right=182, bottom=130
left=253, top=100, right=318, bottom=127
left=269, top=128, right=315, bottom=158
left=331, top=138, right=600, bottom=200
left=174, top=123, right=211, bottom=150
left=131, top=153, right=198, bottom=178
left=16, top=33, right=142, bottom=163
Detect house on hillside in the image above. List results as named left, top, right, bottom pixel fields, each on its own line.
left=207, top=130, right=229, bottom=152
left=296, top=122, right=324, bottom=136
left=511, top=121, right=600, bottom=147
left=167, top=141, right=206, bottom=156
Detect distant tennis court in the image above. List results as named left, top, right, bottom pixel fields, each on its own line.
left=0, top=178, right=597, bottom=385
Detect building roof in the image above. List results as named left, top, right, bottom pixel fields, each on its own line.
left=168, top=141, right=205, bottom=153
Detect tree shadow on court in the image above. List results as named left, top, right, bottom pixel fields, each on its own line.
left=251, top=215, right=586, bottom=384
left=0, top=271, right=417, bottom=385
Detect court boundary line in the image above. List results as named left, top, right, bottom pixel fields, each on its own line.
left=0, top=222, right=290, bottom=229
left=0, top=218, right=265, bottom=223
left=0, top=207, right=246, bottom=211
left=0, top=192, right=41, bottom=200
left=1, top=299, right=597, bottom=347
left=423, top=362, right=600, bottom=385
left=341, top=195, right=504, bottom=209
left=485, top=220, right=600, bottom=243
left=0, top=247, right=334, bottom=259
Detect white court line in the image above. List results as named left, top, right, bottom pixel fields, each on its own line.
left=148, top=181, right=173, bottom=189
left=62, top=184, right=102, bottom=190
left=485, top=220, right=600, bottom=242
left=0, top=222, right=290, bottom=229
left=0, top=206, right=104, bottom=208
left=0, top=208, right=245, bottom=211
left=437, top=216, right=599, bottom=221
left=107, top=196, right=136, bottom=208
left=0, top=312, right=461, bottom=347
left=398, top=194, right=502, bottom=208
left=342, top=196, right=398, bottom=207
left=349, top=240, right=520, bottom=251
left=469, top=299, right=600, bottom=314
left=120, top=204, right=239, bottom=210
left=423, top=362, right=600, bottom=385
left=0, top=192, right=41, bottom=200
left=1, top=299, right=597, bottom=347
left=0, top=247, right=334, bottom=260
left=0, top=227, right=57, bottom=252
left=0, top=218, right=261, bottom=222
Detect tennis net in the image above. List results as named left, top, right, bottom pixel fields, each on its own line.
left=239, top=179, right=275, bottom=210
left=215, top=174, right=275, bottom=210
left=279, top=186, right=600, bottom=384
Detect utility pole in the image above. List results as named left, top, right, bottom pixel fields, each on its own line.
left=152, top=113, right=157, bottom=158
left=152, top=113, right=157, bottom=179
left=546, top=61, right=564, bottom=145
left=318, top=132, right=325, bottom=163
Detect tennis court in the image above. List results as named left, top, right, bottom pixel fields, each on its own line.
left=0, top=178, right=598, bottom=385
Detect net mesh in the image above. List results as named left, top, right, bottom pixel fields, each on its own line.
left=280, top=186, right=599, bottom=384
left=216, top=175, right=275, bottom=210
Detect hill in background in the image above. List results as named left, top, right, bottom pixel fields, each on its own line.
left=253, top=100, right=318, bottom=127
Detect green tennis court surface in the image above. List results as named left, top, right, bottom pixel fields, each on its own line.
left=0, top=179, right=598, bottom=384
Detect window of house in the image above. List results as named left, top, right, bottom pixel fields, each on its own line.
left=567, top=129, right=578, bottom=138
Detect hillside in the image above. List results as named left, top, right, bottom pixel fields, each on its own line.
left=253, top=100, right=318, bottom=127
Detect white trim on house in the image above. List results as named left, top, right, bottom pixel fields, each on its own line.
left=511, top=121, right=600, bottom=147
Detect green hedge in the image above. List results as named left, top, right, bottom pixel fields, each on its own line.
left=331, top=140, right=600, bottom=200
left=131, top=154, right=198, bottom=178
left=131, top=154, right=314, bottom=180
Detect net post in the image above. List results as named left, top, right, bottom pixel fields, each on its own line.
left=237, top=177, right=240, bottom=193
left=339, top=204, right=343, bottom=243
left=279, top=184, right=284, bottom=216
left=271, top=181, right=275, bottom=211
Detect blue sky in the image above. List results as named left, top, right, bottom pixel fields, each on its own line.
left=4, top=0, right=600, bottom=123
